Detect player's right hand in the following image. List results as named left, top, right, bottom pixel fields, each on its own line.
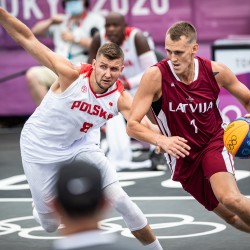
left=157, top=135, right=190, bottom=159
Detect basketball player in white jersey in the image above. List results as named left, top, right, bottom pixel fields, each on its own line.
left=88, top=12, right=163, bottom=171
left=0, top=8, right=163, bottom=250
left=128, top=21, right=250, bottom=233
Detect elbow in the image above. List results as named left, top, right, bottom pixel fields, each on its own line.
left=126, top=120, right=134, bottom=138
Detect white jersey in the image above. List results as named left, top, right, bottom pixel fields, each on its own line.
left=20, top=64, right=124, bottom=163
left=49, top=11, right=105, bottom=63
left=100, top=27, right=142, bottom=80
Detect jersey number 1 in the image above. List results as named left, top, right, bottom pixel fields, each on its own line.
left=190, top=119, right=198, bottom=133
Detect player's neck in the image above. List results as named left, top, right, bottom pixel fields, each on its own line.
left=178, top=61, right=195, bottom=84
left=89, top=72, right=108, bottom=94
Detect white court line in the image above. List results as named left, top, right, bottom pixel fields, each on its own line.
left=0, top=196, right=249, bottom=202
left=0, top=197, right=193, bottom=202
left=0, top=198, right=33, bottom=202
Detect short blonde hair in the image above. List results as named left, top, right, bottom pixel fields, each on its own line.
left=96, top=42, right=124, bottom=62
left=166, top=21, right=197, bottom=44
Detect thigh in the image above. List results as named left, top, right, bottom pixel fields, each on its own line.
left=181, top=165, right=219, bottom=211
left=74, top=149, right=118, bottom=188
left=202, top=146, right=235, bottom=179
left=22, top=159, right=68, bottom=213
left=210, top=171, right=240, bottom=200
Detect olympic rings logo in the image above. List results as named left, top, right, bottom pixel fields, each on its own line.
left=100, top=214, right=226, bottom=239
left=227, top=135, right=237, bottom=150
left=0, top=214, right=226, bottom=240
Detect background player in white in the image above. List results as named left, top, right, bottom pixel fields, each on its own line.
left=0, top=7, right=163, bottom=249
left=127, top=21, right=250, bottom=233
left=26, top=0, right=104, bottom=105
left=88, top=12, right=162, bottom=171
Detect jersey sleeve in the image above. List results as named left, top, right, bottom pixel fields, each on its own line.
left=116, top=80, right=125, bottom=93
left=80, top=63, right=93, bottom=75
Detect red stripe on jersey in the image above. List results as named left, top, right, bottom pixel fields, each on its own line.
left=125, top=27, right=136, bottom=37
left=116, top=80, right=125, bottom=93
left=80, top=64, right=93, bottom=76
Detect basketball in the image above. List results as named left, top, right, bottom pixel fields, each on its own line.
left=223, top=117, right=250, bottom=158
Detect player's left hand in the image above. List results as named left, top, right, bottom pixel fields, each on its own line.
left=61, top=30, right=74, bottom=43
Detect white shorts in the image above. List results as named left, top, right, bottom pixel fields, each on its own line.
left=22, top=149, right=118, bottom=214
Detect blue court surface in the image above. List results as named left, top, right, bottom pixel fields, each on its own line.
left=0, top=127, right=249, bottom=250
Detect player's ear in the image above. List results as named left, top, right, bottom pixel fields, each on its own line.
left=92, top=59, right=96, bottom=68
left=192, top=43, right=198, bottom=54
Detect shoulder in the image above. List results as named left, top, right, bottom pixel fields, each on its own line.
left=211, top=60, right=228, bottom=72
left=211, top=60, right=233, bottom=79
left=80, top=63, right=92, bottom=75
left=142, top=66, right=162, bottom=85
left=116, top=80, right=125, bottom=93
left=210, top=60, right=237, bottom=87
left=197, top=57, right=228, bottom=77
left=125, top=26, right=139, bottom=37
left=145, top=65, right=161, bottom=77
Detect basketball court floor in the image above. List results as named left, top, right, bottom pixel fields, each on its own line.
left=0, top=127, right=250, bottom=250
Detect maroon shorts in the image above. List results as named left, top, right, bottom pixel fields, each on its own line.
left=175, top=137, right=234, bottom=211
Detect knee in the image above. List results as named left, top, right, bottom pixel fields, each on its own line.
left=25, top=68, right=34, bottom=81
left=25, top=68, right=38, bottom=86
left=110, top=191, right=131, bottom=212
left=222, top=213, right=239, bottom=227
left=38, top=213, right=61, bottom=233
left=41, top=221, right=59, bottom=233
left=217, top=192, right=241, bottom=210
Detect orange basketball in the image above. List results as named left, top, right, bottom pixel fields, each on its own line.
left=223, top=117, right=250, bottom=158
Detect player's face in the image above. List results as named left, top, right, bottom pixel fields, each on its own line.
left=165, top=35, right=198, bottom=76
left=105, top=17, right=126, bottom=45
left=92, top=54, right=124, bottom=93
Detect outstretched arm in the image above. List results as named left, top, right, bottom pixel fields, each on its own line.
left=0, top=8, right=78, bottom=91
left=127, top=66, right=190, bottom=159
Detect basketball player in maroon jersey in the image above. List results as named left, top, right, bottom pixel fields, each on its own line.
left=127, top=21, right=250, bottom=233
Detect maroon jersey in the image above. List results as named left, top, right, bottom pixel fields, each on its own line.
left=151, top=56, right=227, bottom=181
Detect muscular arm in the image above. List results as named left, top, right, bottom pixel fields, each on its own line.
left=118, top=90, right=160, bottom=134
left=87, top=32, right=101, bottom=64
left=212, top=61, right=250, bottom=112
left=127, top=66, right=162, bottom=144
left=127, top=66, right=190, bottom=158
left=0, top=8, right=78, bottom=91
